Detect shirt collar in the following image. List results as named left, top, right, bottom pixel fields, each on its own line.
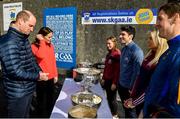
left=126, top=41, right=135, bottom=48
left=168, top=35, right=180, bottom=47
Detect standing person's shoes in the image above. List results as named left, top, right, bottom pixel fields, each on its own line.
left=113, top=114, right=119, bottom=119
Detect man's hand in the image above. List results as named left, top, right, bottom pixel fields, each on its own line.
left=39, top=72, right=49, bottom=81
left=36, top=34, right=44, bottom=40
left=124, top=98, right=135, bottom=109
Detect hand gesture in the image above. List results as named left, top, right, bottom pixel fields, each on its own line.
left=39, top=72, right=49, bottom=81
left=124, top=98, right=135, bottom=109
left=36, top=34, right=44, bottom=40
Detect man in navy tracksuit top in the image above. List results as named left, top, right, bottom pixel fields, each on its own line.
left=118, top=25, right=144, bottom=118
left=143, top=2, right=180, bottom=117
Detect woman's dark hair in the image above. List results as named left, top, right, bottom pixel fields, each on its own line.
left=120, top=25, right=136, bottom=40
left=32, top=27, right=53, bottom=48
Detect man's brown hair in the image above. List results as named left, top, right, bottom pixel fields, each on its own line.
left=159, top=2, right=180, bottom=18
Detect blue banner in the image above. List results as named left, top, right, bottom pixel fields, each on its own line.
left=44, top=7, right=77, bottom=69
left=82, top=9, right=157, bottom=24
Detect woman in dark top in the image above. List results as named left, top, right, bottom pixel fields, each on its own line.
left=124, top=30, right=168, bottom=117
left=101, top=36, right=121, bottom=118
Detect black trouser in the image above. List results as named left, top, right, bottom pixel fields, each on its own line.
left=36, top=79, right=54, bottom=118
left=136, top=102, right=144, bottom=116
left=118, top=84, right=137, bottom=118
left=7, top=92, right=33, bottom=117
left=104, top=80, right=118, bottom=115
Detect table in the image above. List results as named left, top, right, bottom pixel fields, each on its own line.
left=50, top=78, right=112, bottom=118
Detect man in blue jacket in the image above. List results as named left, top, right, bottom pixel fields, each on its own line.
left=118, top=25, right=144, bottom=118
left=143, top=2, right=180, bottom=117
left=0, top=10, right=49, bottom=117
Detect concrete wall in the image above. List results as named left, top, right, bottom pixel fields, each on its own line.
left=0, top=0, right=167, bottom=65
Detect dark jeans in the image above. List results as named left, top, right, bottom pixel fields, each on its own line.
left=7, top=92, right=33, bottom=118
left=118, top=84, right=137, bottom=118
left=36, top=79, right=54, bottom=118
left=104, top=80, right=118, bottom=115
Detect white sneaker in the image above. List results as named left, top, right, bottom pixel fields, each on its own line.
left=116, top=92, right=121, bottom=102
left=113, top=115, right=119, bottom=119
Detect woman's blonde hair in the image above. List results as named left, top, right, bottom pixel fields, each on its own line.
left=106, top=36, right=118, bottom=49
left=145, top=30, right=168, bottom=66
